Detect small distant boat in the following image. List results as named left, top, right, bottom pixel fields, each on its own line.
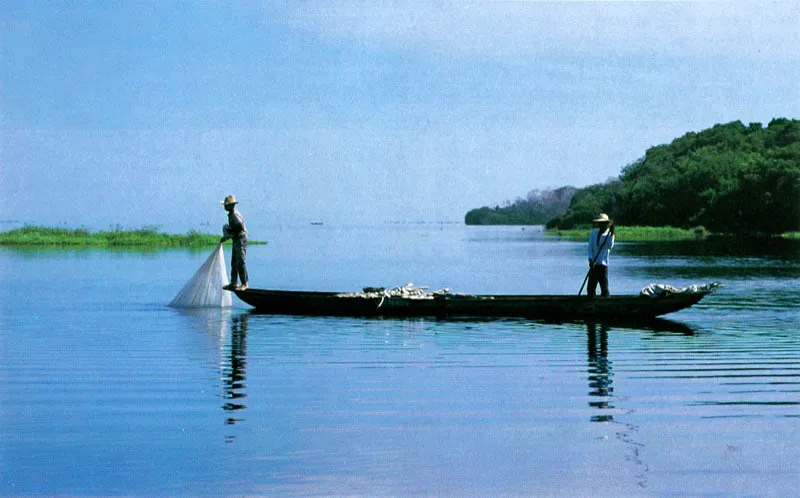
left=310, top=222, right=324, bottom=226
left=233, top=285, right=718, bottom=320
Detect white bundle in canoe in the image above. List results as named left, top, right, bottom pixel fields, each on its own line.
left=336, top=283, right=453, bottom=300
left=169, top=243, right=233, bottom=308
left=640, top=282, right=723, bottom=298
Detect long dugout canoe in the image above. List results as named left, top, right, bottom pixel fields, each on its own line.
left=232, top=287, right=715, bottom=320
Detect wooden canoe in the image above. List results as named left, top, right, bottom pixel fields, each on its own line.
left=232, top=287, right=714, bottom=320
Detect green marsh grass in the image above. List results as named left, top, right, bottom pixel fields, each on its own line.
left=0, top=226, right=265, bottom=248
left=548, top=226, right=800, bottom=241
left=545, top=225, right=709, bottom=242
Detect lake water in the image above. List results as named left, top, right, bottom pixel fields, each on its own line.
left=1, top=224, right=799, bottom=496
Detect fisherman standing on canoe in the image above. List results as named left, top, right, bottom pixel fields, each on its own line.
left=587, top=213, right=615, bottom=297
left=220, top=194, right=249, bottom=291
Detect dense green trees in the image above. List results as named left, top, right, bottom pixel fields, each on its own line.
left=547, top=119, right=800, bottom=234
left=465, top=187, right=576, bottom=225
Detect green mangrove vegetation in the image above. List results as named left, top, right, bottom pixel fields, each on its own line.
left=467, top=118, right=800, bottom=237
left=0, top=226, right=265, bottom=248
left=549, top=119, right=800, bottom=235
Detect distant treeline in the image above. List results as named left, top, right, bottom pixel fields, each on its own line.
left=467, top=118, right=800, bottom=235
left=465, top=186, right=577, bottom=225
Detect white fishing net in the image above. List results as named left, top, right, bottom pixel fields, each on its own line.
left=169, top=243, right=233, bottom=308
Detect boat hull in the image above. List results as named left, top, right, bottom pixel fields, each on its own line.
left=233, top=288, right=709, bottom=320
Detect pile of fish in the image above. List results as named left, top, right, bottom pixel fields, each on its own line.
left=336, top=283, right=454, bottom=300
left=640, top=282, right=723, bottom=297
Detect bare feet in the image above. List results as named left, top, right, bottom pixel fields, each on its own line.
left=238, top=284, right=248, bottom=291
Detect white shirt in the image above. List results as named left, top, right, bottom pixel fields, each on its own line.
left=588, top=228, right=615, bottom=266
left=221, top=209, right=247, bottom=242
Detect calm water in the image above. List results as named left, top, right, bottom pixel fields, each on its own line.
left=1, top=224, right=799, bottom=496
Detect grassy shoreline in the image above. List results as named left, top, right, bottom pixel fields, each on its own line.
left=545, top=225, right=711, bottom=241
left=1, top=225, right=794, bottom=247
left=0, top=226, right=265, bottom=248
left=546, top=226, right=800, bottom=241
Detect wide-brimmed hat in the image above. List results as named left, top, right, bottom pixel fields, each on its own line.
left=593, top=213, right=610, bottom=223
left=220, top=194, right=238, bottom=206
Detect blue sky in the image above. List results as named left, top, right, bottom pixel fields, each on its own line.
left=2, top=1, right=799, bottom=229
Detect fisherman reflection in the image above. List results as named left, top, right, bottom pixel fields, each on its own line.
left=587, top=321, right=614, bottom=422
left=223, top=313, right=248, bottom=428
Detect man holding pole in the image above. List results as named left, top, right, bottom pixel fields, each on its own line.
left=586, top=213, right=615, bottom=297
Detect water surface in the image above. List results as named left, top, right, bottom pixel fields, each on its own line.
left=1, top=224, right=798, bottom=495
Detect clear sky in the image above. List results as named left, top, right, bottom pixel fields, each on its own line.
left=2, top=1, right=799, bottom=229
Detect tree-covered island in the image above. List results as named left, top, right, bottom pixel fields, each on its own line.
left=465, top=186, right=576, bottom=225
left=466, top=118, right=800, bottom=236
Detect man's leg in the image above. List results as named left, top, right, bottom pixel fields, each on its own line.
left=237, top=239, right=248, bottom=288
left=587, top=266, right=598, bottom=298
left=599, top=265, right=610, bottom=297
left=230, top=248, right=240, bottom=287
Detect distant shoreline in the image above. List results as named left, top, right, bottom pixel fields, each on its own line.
left=0, top=226, right=267, bottom=248
left=2, top=224, right=796, bottom=247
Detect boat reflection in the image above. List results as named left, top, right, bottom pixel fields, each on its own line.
left=334, top=314, right=698, bottom=334
left=579, top=317, right=696, bottom=335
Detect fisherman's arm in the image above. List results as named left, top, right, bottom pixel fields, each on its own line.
left=220, top=224, right=232, bottom=243
left=608, top=223, right=616, bottom=249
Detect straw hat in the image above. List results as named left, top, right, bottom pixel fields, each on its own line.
left=593, top=213, right=610, bottom=223
left=220, top=194, right=238, bottom=206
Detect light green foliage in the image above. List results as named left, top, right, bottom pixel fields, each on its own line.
left=0, top=226, right=266, bottom=247
left=546, top=226, right=705, bottom=242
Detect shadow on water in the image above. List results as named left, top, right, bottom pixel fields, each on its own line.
left=616, top=235, right=800, bottom=260
left=617, top=237, right=800, bottom=282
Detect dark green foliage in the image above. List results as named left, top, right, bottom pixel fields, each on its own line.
left=550, top=119, right=800, bottom=234
left=465, top=187, right=576, bottom=225
left=546, top=181, right=623, bottom=229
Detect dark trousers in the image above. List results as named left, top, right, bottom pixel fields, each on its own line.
left=587, top=264, right=609, bottom=297
left=231, top=237, right=249, bottom=286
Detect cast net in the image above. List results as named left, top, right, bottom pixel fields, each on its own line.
left=169, top=243, right=233, bottom=308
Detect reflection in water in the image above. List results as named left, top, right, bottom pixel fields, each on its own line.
left=586, top=321, right=651, bottom=489
left=616, top=235, right=800, bottom=260
left=177, top=307, right=232, bottom=354
left=173, top=308, right=249, bottom=442
left=586, top=322, right=614, bottom=422
left=223, top=314, right=248, bottom=436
